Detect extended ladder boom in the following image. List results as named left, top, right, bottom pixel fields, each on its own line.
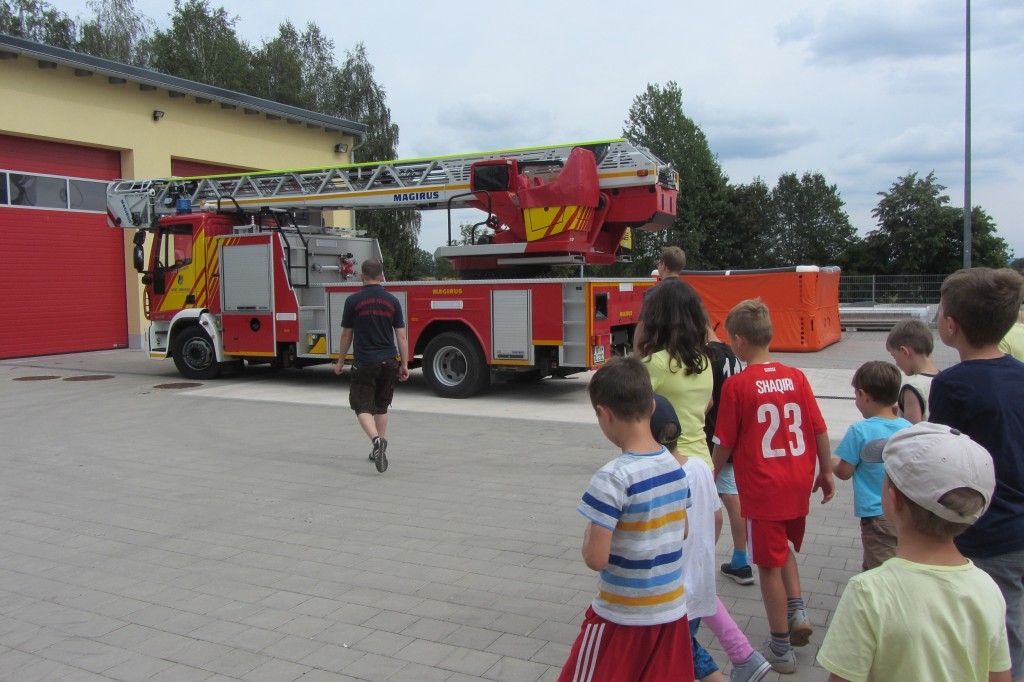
left=106, top=139, right=677, bottom=229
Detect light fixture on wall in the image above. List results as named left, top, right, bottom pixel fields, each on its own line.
left=334, top=143, right=348, bottom=153
left=152, top=110, right=165, bottom=121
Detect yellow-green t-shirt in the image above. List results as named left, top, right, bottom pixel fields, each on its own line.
left=643, top=350, right=713, bottom=467
left=999, top=322, right=1024, bottom=362
left=817, top=557, right=1010, bottom=682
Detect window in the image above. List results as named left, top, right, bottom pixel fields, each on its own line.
left=10, top=173, right=66, bottom=209
left=68, top=179, right=106, bottom=212
left=0, top=171, right=107, bottom=213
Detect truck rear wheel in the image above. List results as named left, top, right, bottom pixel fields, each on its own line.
left=423, top=332, right=489, bottom=398
left=172, top=326, right=222, bottom=380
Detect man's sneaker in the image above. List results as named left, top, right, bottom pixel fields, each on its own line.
left=730, top=649, right=771, bottom=682
left=721, top=562, right=755, bottom=585
left=757, top=641, right=796, bottom=675
left=788, top=609, right=813, bottom=647
left=372, top=436, right=388, bottom=473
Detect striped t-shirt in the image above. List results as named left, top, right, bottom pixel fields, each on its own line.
left=578, top=447, right=690, bottom=625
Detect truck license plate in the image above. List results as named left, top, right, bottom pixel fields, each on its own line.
left=592, top=345, right=605, bottom=364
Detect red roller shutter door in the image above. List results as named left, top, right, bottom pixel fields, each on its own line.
left=0, top=134, right=126, bottom=359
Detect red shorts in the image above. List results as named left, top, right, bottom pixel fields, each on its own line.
left=748, top=517, right=806, bottom=568
left=558, top=606, right=694, bottom=682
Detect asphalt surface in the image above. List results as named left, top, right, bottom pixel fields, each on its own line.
left=0, top=329, right=960, bottom=681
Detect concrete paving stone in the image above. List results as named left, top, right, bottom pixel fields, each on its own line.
left=35, top=636, right=134, bottom=674
left=276, top=614, right=334, bottom=639
left=483, top=655, right=550, bottom=682
left=351, top=629, right=415, bottom=656
left=146, top=662, right=219, bottom=681
left=164, top=637, right=236, bottom=668
left=240, top=656, right=310, bottom=682
left=341, top=651, right=410, bottom=681
left=202, top=646, right=271, bottom=677
left=387, top=661, right=455, bottom=682
left=9, top=657, right=110, bottom=681
left=400, top=617, right=462, bottom=643
left=352, top=610, right=419, bottom=636
left=314, top=621, right=375, bottom=649
left=257, top=633, right=326, bottom=663
left=528, top=620, right=582, bottom=646
left=329, top=602, right=382, bottom=625
left=531, top=640, right=571, bottom=667
left=130, top=630, right=200, bottom=659
left=485, top=632, right=547, bottom=659
left=440, top=625, right=503, bottom=650
left=437, top=647, right=503, bottom=677
left=0, top=645, right=39, bottom=677
left=394, top=638, right=458, bottom=666
left=96, top=624, right=162, bottom=650
left=258, top=590, right=310, bottom=611
left=295, top=669, right=360, bottom=682
left=188, top=618, right=256, bottom=646
left=297, top=641, right=367, bottom=670
left=91, top=653, right=176, bottom=682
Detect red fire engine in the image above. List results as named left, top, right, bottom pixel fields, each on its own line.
left=107, top=139, right=678, bottom=397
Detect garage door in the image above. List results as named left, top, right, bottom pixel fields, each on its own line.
left=0, top=134, right=126, bottom=359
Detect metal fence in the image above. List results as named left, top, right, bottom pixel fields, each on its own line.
left=839, top=274, right=947, bottom=305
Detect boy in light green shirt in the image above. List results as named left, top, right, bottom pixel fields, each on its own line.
left=818, top=422, right=1010, bottom=682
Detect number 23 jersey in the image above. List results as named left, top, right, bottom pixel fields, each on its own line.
left=714, top=362, right=827, bottom=520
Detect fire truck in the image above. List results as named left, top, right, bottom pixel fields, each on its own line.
left=107, top=138, right=678, bottom=398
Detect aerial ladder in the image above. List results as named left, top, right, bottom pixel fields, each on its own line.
left=108, top=138, right=678, bottom=275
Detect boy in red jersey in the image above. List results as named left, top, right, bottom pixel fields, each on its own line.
left=712, top=299, right=835, bottom=674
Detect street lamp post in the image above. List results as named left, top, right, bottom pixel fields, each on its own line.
left=964, top=0, right=972, bottom=268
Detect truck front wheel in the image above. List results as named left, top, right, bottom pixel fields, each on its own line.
left=172, top=326, right=222, bottom=380
left=422, top=332, right=489, bottom=398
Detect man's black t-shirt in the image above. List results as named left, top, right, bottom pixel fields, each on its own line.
left=341, top=284, right=406, bottom=366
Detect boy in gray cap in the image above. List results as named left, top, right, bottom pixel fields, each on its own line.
left=817, top=422, right=1011, bottom=682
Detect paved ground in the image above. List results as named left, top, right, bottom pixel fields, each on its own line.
left=0, top=330, right=960, bottom=681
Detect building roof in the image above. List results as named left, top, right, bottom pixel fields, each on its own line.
left=0, top=33, right=368, bottom=138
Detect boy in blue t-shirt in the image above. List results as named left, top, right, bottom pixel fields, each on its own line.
left=833, top=361, right=911, bottom=571
left=929, top=267, right=1024, bottom=681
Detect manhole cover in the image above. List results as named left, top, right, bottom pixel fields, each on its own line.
left=153, top=382, right=203, bottom=389
left=13, top=375, right=61, bottom=381
left=63, top=375, right=115, bottom=382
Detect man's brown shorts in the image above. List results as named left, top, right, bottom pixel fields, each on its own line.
left=349, top=359, right=399, bottom=415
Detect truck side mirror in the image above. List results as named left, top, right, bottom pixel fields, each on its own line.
left=132, top=231, right=147, bottom=273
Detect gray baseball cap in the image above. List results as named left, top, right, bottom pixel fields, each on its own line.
left=881, top=422, right=996, bottom=524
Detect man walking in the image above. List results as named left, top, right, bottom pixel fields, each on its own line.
left=334, top=259, right=409, bottom=473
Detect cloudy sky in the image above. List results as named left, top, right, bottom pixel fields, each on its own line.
left=57, top=0, right=1024, bottom=259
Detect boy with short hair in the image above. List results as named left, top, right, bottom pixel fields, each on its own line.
left=885, top=318, right=939, bottom=423
left=818, top=422, right=1011, bottom=682
left=711, top=299, right=835, bottom=674
left=651, top=395, right=770, bottom=682
left=929, top=267, right=1024, bottom=681
left=558, top=356, right=694, bottom=682
left=832, top=360, right=911, bottom=570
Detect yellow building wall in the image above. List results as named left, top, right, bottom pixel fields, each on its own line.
left=1, top=56, right=358, bottom=348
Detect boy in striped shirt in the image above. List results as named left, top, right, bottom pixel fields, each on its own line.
left=558, top=356, right=695, bottom=682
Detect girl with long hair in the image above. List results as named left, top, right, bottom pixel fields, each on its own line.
left=637, top=277, right=714, bottom=467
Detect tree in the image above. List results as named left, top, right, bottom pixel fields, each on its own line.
left=769, top=171, right=856, bottom=266
left=147, top=0, right=252, bottom=92
left=0, top=0, right=75, bottom=47
left=75, top=0, right=153, bottom=65
left=623, top=81, right=728, bottom=272
left=712, top=178, right=776, bottom=269
left=249, top=21, right=303, bottom=106
left=864, top=171, right=1009, bottom=274
left=330, top=43, right=421, bottom=279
